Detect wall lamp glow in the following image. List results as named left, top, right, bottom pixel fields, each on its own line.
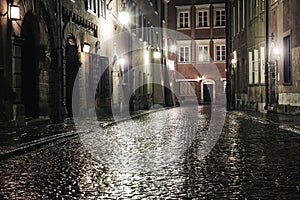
left=82, top=42, right=91, bottom=53
left=153, top=48, right=161, bottom=59
left=0, top=4, right=21, bottom=20
left=119, top=0, right=129, bottom=25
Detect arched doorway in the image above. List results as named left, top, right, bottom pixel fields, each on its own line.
left=21, top=10, right=40, bottom=119
left=65, top=34, right=80, bottom=117
left=202, top=79, right=215, bottom=104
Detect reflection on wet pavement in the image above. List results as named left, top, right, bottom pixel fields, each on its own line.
left=1, top=106, right=300, bottom=199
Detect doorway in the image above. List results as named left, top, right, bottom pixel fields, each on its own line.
left=21, top=10, right=40, bottom=119
left=204, top=84, right=213, bottom=103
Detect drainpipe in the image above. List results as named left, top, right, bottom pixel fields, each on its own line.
left=264, top=0, right=269, bottom=110
left=56, top=0, right=64, bottom=122
left=225, top=0, right=231, bottom=110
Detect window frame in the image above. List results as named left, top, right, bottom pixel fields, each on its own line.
left=86, top=0, right=96, bottom=14
left=283, top=35, right=291, bottom=84
left=215, top=44, right=226, bottom=62
left=98, top=0, right=106, bottom=19
left=176, top=6, right=191, bottom=30
left=215, top=9, right=226, bottom=27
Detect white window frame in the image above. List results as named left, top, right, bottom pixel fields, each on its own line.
left=176, top=6, right=191, bottom=30
left=260, top=47, right=265, bottom=83
left=195, top=5, right=210, bottom=28
left=213, top=3, right=226, bottom=27
left=179, top=46, right=190, bottom=63
left=196, top=39, right=210, bottom=63
left=249, top=51, right=253, bottom=84
left=176, top=41, right=191, bottom=63
left=198, top=45, right=209, bottom=62
left=215, top=45, right=226, bottom=61
left=254, top=49, right=259, bottom=84
left=213, top=39, right=226, bottom=62
left=98, top=0, right=106, bottom=19
left=87, top=0, right=96, bottom=14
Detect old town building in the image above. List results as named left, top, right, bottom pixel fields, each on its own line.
left=0, top=0, right=169, bottom=126
left=166, top=0, right=226, bottom=105
left=227, top=0, right=300, bottom=114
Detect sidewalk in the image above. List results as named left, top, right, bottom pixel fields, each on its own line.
left=0, top=108, right=163, bottom=160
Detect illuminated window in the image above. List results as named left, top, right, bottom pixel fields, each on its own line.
left=199, top=45, right=209, bottom=62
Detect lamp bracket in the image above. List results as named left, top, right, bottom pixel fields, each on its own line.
left=106, top=0, right=113, bottom=11
left=0, top=11, right=8, bottom=17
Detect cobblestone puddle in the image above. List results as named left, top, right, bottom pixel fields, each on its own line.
left=1, top=106, right=300, bottom=199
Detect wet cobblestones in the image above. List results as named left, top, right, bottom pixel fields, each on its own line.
left=1, top=106, right=300, bottom=199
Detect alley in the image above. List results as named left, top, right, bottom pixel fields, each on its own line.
left=1, top=106, right=300, bottom=199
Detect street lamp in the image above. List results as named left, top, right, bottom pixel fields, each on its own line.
left=0, top=4, right=21, bottom=20
left=82, top=42, right=91, bottom=53
left=8, top=4, right=20, bottom=20
left=153, top=48, right=161, bottom=59
left=119, top=0, right=129, bottom=25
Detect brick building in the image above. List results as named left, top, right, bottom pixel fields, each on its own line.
left=166, top=0, right=226, bottom=104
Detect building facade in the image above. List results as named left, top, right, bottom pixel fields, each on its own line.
left=227, top=0, right=300, bottom=114
left=166, top=0, right=226, bottom=105
left=0, top=0, right=169, bottom=126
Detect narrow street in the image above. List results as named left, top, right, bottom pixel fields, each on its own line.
left=1, top=106, right=300, bottom=199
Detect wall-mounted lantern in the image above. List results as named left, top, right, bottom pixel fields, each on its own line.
left=0, top=4, right=21, bottom=20
left=8, top=4, right=21, bottom=20
left=153, top=48, right=161, bottom=59
left=119, top=0, right=129, bottom=25
left=82, top=42, right=91, bottom=53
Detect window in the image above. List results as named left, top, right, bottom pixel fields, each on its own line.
left=249, top=0, right=253, bottom=20
left=138, top=10, right=143, bottom=39
left=253, top=49, right=259, bottom=84
left=249, top=51, right=253, bottom=84
left=283, top=36, right=291, bottom=83
left=179, top=47, right=190, bottom=62
left=143, top=16, right=148, bottom=42
left=253, top=0, right=258, bottom=17
left=198, top=45, right=209, bottom=62
left=86, top=0, right=96, bottom=13
left=130, top=2, right=136, bottom=33
left=215, top=45, right=226, bottom=61
left=98, top=0, right=106, bottom=19
left=260, top=47, right=265, bottom=83
left=261, top=0, right=265, bottom=12
left=198, top=11, right=209, bottom=27
left=180, top=82, right=196, bottom=96
left=178, top=11, right=189, bottom=28
left=215, top=10, right=226, bottom=26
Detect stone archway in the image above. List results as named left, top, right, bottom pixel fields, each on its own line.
left=21, top=10, right=40, bottom=119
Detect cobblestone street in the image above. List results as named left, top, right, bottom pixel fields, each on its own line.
left=1, top=106, right=300, bottom=199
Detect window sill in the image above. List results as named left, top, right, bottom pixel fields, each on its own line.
left=87, top=9, right=96, bottom=16
left=195, top=27, right=210, bottom=30
left=178, top=62, right=191, bottom=64
left=213, top=26, right=226, bottom=28
left=283, top=82, right=292, bottom=86
left=177, top=27, right=191, bottom=30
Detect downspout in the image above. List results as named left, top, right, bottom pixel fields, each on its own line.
left=56, top=0, right=64, bottom=122
left=264, top=0, right=269, bottom=110
left=225, top=0, right=231, bottom=110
